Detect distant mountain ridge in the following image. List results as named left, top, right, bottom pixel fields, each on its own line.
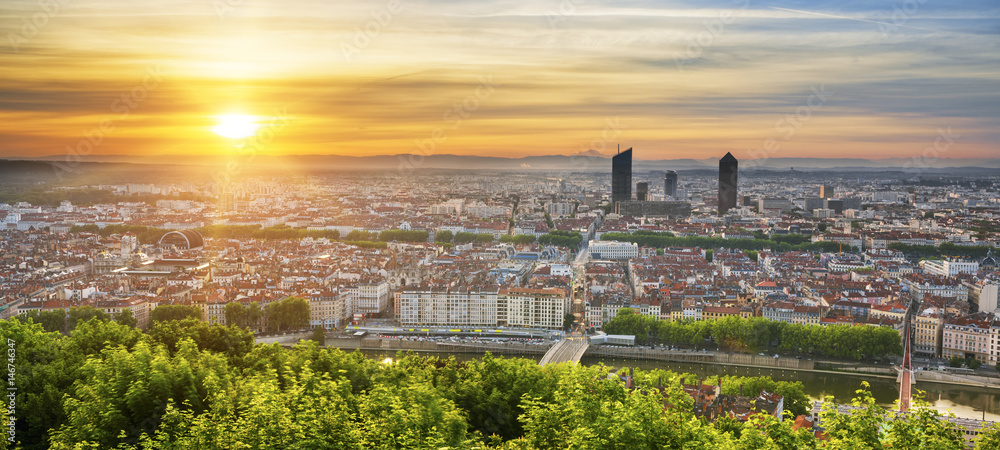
left=5, top=153, right=1000, bottom=173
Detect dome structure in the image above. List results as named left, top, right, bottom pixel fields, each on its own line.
left=982, top=249, right=997, bottom=270
left=158, top=229, right=205, bottom=249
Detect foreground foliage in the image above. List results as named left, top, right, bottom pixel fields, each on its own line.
left=0, top=317, right=990, bottom=449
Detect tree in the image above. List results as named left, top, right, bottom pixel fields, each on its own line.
left=967, top=357, right=982, bottom=370
left=358, top=382, right=470, bottom=448
left=378, top=230, right=430, bottom=242
left=344, top=230, right=377, bottom=241
left=977, top=423, right=1000, bottom=449
left=537, top=232, right=582, bottom=249
left=563, top=313, right=576, bottom=331
left=453, top=232, right=476, bottom=244
left=150, top=305, right=203, bottom=324
left=147, top=318, right=253, bottom=360
left=475, top=233, right=494, bottom=243
left=0, top=318, right=80, bottom=449
left=116, top=308, right=138, bottom=328
left=819, top=382, right=885, bottom=449
left=311, top=327, right=326, bottom=346
left=435, top=230, right=454, bottom=243
left=226, top=301, right=264, bottom=331
left=65, top=317, right=145, bottom=357
left=225, top=301, right=248, bottom=328
left=265, top=296, right=310, bottom=333
left=500, top=234, right=536, bottom=245
left=949, top=356, right=964, bottom=368
left=66, top=306, right=110, bottom=331
left=49, top=339, right=230, bottom=448
left=21, top=310, right=65, bottom=333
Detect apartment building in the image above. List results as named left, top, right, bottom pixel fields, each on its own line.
left=350, top=279, right=390, bottom=314
left=588, top=240, right=638, bottom=260
left=941, top=312, right=996, bottom=364
left=913, top=310, right=943, bottom=356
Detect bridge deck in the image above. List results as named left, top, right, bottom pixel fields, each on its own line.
left=539, top=338, right=589, bottom=365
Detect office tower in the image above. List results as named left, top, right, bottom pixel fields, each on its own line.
left=842, top=197, right=862, bottom=211
left=804, top=197, right=825, bottom=212
left=718, top=152, right=738, bottom=214
left=611, top=147, right=632, bottom=204
left=636, top=182, right=648, bottom=201
left=664, top=170, right=677, bottom=198
left=820, top=185, right=835, bottom=199
left=824, top=199, right=844, bottom=214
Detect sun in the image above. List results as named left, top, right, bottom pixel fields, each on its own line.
left=212, top=114, right=260, bottom=139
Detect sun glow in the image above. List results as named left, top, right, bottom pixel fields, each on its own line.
left=212, top=114, right=260, bottom=139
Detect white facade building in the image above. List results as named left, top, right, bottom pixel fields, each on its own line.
left=921, top=260, right=980, bottom=278
left=349, top=280, right=390, bottom=314
left=588, top=240, right=638, bottom=260
left=397, top=287, right=569, bottom=329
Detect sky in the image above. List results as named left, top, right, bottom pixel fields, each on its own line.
left=0, top=0, right=998, bottom=161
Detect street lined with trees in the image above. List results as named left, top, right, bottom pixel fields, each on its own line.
left=604, top=310, right=902, bottom=361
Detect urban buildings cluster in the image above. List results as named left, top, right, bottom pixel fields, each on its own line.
left=0, top=159, right=996, bottom=361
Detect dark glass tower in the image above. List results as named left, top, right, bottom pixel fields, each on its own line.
left=611, top=147, right=632, bottom=204
left=664, top=170, right=677, bottom=198
left=718, top=152, right=738, bottom=214
left=636, top=182, right=648, bottom=201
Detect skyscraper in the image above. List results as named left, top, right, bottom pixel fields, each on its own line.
left=636, top=182, right=648, bottom=201
left=664, top=170, right=677, bottom=198
left=611, top=147, right=632, bottom=204
left=718, top=152, right=738, bottom=214
left=820, top=185, right=835, bottom=199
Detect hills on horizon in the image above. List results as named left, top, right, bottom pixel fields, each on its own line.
left=4, top=153, right=999, bottom=174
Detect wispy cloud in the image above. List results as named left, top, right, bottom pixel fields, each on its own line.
left=0, top=0, right=997, bottom=159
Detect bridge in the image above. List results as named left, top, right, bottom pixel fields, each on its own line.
left=898, top=302, right=916, bottom=412
left=539, top=336, right=589, bottom=365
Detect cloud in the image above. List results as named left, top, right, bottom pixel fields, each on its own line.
left=0, top=0, right=997, bottom=159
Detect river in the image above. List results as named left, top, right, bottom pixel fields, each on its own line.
left=358, top=349, right=1000, bottom=422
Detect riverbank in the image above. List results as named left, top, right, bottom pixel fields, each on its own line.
left=256, top=334, right=1000, bottom=390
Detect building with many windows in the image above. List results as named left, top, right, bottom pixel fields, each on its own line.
left=396, top=286, right=569, bottom=329
left=718, top=152, right=738, bottom=214
left=941, top=312, right=996, bottom=364
left=921, top=259, right=980, bottom=278
left=664, top=170, right=678, bottom=198
left=502, top=288, right=570, bottom=329
left=902, top=275, right=968, bottom=302
left=349, top=279, right=390, bottom=315
left=588, top=240, right=638, bottom=260
left=913, top=310, right=944, bottom=356
left=310, top=290, right=349, bottom=329
left=611, top=147, right=632, bottom=204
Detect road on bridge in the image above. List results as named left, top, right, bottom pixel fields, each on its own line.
left=539, top=336, right=589, bottom=365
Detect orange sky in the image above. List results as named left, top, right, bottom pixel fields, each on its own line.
left=1, top=0, right=998, bottom=161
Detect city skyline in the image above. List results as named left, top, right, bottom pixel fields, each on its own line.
left=1, top=0, right=998, bottom=161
